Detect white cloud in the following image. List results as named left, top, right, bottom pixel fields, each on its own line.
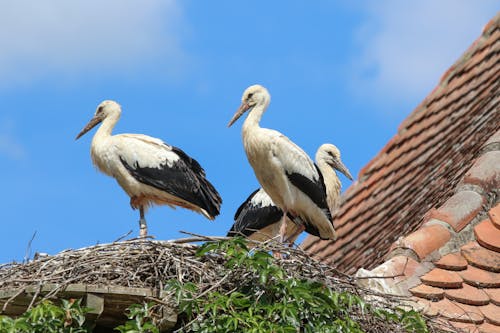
left=0, top=0, right=186, bottom=87
left=0, top=119, right=26, bottom=160
left=352, top=0, right=499, bottom=105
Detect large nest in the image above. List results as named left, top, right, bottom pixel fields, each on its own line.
left=0, top=236, right=449, bottom=332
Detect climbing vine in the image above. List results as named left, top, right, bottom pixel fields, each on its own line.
left=164, top=238, right=429, bottom=333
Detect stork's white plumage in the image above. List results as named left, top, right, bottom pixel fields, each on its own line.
left=227, top=144, right=353, bottom=243
left=228, top=84, right=339, bottom=241
left=76, top=100, right=222, bottom=237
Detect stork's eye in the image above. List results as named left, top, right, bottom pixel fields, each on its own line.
left=247, top=93, right=254, bottom=99
left=97, top=106, right=104, bottom=114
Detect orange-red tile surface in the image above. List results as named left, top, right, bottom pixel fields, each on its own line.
left=484, top=289, right=500, bottom=306
left=434, top=298, right=484, bottom=323
left=428, top=191, right=485, bottom=232
left=449, top=320, right=480, bottom=332
left=435, top=252, right=468, bottom=271
left=398, top=224, right=451, bottom=259
left=409, top=284, right=444, bottom=300
left=462, top=242, right=500, bottom=273
left=489, top=203, right=500, bottom=230
left=463, top=151, right=500, bottom=193
left=475, top=219, right=500, bottom=252
left=445, top=283, right=490, bottom=306
left=479, top=322, right=500, bottom=333
left=421, top=268, right=463, bottom=288
left=480, top=303, right=500, bottom=325
left=459, top=266, right=500, bottom=288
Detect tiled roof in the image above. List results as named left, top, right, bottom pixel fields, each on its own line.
left=302, top=12, right=500, bottom=273
left=405, top=206, right=500, bottom=331
left=302, top=12, right=500, bottom=333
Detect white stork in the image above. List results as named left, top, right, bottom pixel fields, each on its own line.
left=228, top=84, right=340, bottom=242
left=227, top=144, right=353, bottom=243
left=76, top=100, right=222, bottom=237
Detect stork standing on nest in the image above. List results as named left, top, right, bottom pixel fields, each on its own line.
left=76, top=100, right=222, bottom=237
left=228, top=84, right=339, bottom=242
left=227, top=144, right=353, bottom=243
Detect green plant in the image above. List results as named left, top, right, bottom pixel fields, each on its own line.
left=114, top=302, right=159, bottom=333
left=165, top=238, right=430, bottom=333
left=0, top=298, right=90, bottom=333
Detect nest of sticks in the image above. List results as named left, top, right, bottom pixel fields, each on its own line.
left=0, top=235, right=449, bottom=332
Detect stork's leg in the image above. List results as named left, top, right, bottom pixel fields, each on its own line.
left=279, top=210, right=288, bottom=243
left=285, top=224, right=305, bottom=246
left=273, top=211, right=290, bottom=259
left=139, top=206, right=147, bottom=238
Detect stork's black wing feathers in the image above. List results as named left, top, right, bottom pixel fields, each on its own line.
left=286, top=165, right=332, bottom=239
left=120, top=145, right=221, bottom=218
left=286, top=166, right=329, bottom=213
left=228, top=189, right=283, bottom=237
left=233, top=188, right=262, bottom=221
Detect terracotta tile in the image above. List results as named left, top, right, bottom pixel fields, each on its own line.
left=435, top=298, right=484, bottom=323
left=445, top=283, right=490, bottom=306
left=475, top=219, right=500, bottom=253
left=461, top=242, right=500, bottom=273
left=300, top=235, right=319, bottom=251
left=421, top=268, right=463, bottom=288
left=463, top=151, right=500, bottom=193
left=357, top=157, right=382, bottom=180
left=482, top=14, right=499, bottom=35
left=435, top=252, right=469, bottom=271
left=396, top=224, right=451, bottom=260
left=479, top=322, right=500, bottom=333
left=375, top=255, right=421, bottom=282
left=489, top=203, right=500, bottom=230
left=460, top=266, right=500, bottom=288
left=440, top=63, right=459, bottom=85
left=484, top=289, right=500, bottom=306
left=480, top=303, right=500, bottom=325
left=483, top=127, right=500, bottom=146
left=449, top=321, right=481, bottom=333
left=416, top=299, right=439, bottom=317
left=427, top=190, right=485, bottom=232
left=410, top=284, right=444, bottom=300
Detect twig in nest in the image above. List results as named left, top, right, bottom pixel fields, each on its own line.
left=23, top=231, right=37, bottom=264
left=1, top=287, right=25, bottom=313
left=170, top=236, right=228, bottom=244
left=113, top=230, right=133, bottom=243
left=178, top=230, right=230, bottom=242
left=27, top=283, right=42, bottom=311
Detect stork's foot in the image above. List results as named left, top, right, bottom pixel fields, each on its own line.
left=139, top=218, right=148, bottom=238
left=272, top=251, right=283, bottom=259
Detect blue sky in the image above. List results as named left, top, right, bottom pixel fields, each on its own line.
left=1, top=1, right=498, bottom=263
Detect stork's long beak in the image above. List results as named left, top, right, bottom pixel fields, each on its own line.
left=332, top=160, right=354, bottom=180
left=227, top=102, right=250, bottom=127
left=75, top=115, right=103, bottom=140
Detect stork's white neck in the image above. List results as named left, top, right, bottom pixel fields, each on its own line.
left=94, top=111, right=121, bottom=141
left=242, top=99, right=270, bottom=134
left=316, top=159, right=342, bottom=214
